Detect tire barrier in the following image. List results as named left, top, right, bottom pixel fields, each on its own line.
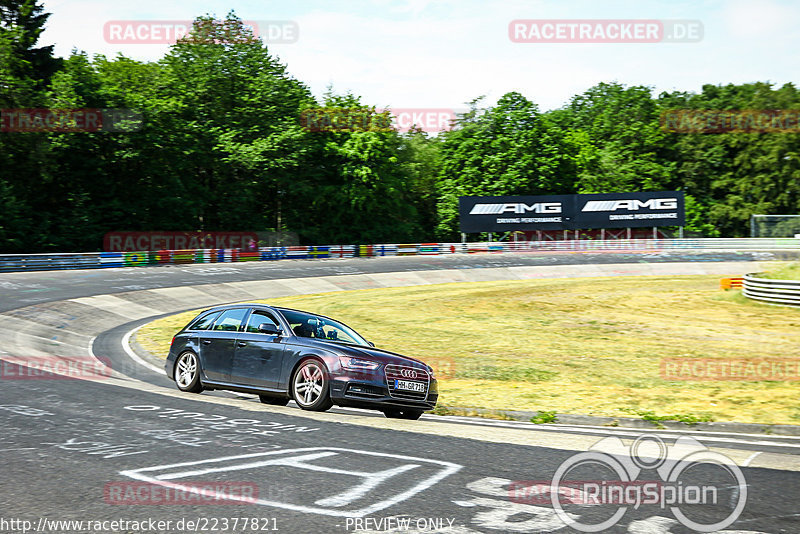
left=743, top=273, right=800, bottom=306
left=1, top=238, right=799, bottom=273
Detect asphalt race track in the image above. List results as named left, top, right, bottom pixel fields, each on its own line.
left=0, top=250, right=791, bottom=312
left=1, top=251, right=799, bottom=533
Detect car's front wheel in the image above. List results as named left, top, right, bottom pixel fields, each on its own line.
left=174, top=351, right=203, bottom=393
left=292, top=359, right=333, bottom=411
left=383, top=408, right=424, bottom=420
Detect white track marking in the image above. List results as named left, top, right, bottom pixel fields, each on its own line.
left=119, top=326, right=164, bottom=375
left=743, top=452, right=762, bottom=467
left=120, top=447, right=461, bottom=517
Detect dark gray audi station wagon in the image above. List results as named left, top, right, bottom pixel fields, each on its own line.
left=165, top=303, right=438, bottom=419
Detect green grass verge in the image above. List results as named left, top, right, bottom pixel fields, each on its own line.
left=760, top=262, right=800, bottom=280
left=137, top=275, right=800, bottom=425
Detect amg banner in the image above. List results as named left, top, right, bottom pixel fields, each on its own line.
left=459, top=191, right=685, bottom=232
left=459, top=195, right=572, bottom=233
left=576, top=191, right=685, bottom=229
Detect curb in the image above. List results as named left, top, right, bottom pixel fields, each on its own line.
left=129, top=329, right=170, bottom=372
left=439, top=406, right=800, bottom=436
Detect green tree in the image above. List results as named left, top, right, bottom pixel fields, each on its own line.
left=663, top=82, right=800, bottom=236
left=397, top=127, right=443, bottom=239
left=151, top=13, right=315, bottom=234
left=553, top=82, right=675, bottom=193
left=0, top=0, right=59, bottom=252
left=435, top=92, right=575, bottom=238
left=296, top=91, right=421, bottom=243
left=0, top=0, right=61, bottom=92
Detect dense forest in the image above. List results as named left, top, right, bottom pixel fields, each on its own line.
left=2, top=3, right=800, bottom=252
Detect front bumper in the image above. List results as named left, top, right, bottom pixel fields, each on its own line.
left=329, top=374, right=439, bottom=411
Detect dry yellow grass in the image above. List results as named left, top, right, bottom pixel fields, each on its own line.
left=137, top=275, right=800, bottom=425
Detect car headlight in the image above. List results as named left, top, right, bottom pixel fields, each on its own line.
left=339, top=356, right=380, bottom=370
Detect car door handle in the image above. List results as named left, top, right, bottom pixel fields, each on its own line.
left=202, top=340, right=211, bottom=345
left=237, top=342, right=247, bottom=347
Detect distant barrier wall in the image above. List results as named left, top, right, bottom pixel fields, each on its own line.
left=1, top=238, right=799, bottom=273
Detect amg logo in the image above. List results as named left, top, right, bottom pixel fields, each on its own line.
left=469, top=202, right=562, bottom=215
left=581, top=198, right=678, bottom=212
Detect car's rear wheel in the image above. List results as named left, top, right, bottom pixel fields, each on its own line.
left=383, top=408, right=424, bottom=420
left=259, top=394, right=290, bottom=406
left=292, top=359, right=333, bottom=411
left=174, top=351, right=203, bottom=393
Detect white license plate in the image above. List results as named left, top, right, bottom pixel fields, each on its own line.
left=394, top=379, right=426, bottom=392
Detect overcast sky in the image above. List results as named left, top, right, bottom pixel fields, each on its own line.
left=40, top=0, right=800, bottom=111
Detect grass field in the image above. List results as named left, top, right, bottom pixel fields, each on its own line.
left=137, top=274, right=800, bottom=425
left=761, top=262, right=800, bottom=280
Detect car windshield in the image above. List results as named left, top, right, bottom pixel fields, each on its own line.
left=278, top=309, right=369, bottom=346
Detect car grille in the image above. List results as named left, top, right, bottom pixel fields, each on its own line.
left=384, top=364, right=430, bottom=401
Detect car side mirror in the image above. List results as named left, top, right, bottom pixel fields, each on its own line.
left=258, top=323, right=281, bottom=335
left=367, top=341, right=375, bottom=347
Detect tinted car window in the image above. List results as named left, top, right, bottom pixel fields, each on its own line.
left=212, top=308, right=248, bottom=332
left=188, top=311, right=221, bottom=331
left=279, top=309, right=367, bottom=346
left=244, top=309, right=280, bottom=333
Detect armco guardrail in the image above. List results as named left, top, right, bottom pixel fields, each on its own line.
left=743, top=273, right=800, bottom=306
left=0, top=238, right=799, bottom=273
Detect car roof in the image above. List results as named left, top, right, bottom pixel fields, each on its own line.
left=201, top=303, right=334, bottom=320
left=202, top=303, right=275, bottom=312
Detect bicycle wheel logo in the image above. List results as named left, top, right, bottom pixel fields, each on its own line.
left=550, top=435, right=748, bottom=532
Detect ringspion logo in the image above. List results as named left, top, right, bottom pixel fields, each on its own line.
left=529, top=435, right=747, bottom=532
